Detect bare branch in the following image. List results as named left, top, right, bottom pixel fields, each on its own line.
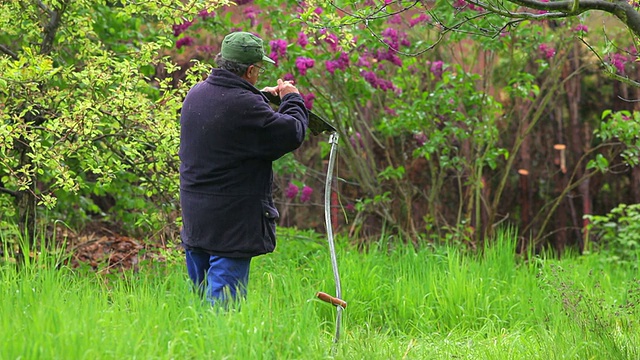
left=0, top=44, right=19, bottom=60
left=0, top=187, right=18, bottom=198
left=40, top=0, right=70, bottom=55
left=35, top=0, right=53, bottom=16
left=469, top=0, right=640, bottom=38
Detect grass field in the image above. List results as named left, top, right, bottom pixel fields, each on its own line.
left=1, top=228, right=638, bottom=359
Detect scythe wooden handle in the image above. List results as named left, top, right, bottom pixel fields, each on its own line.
left=316, top=291, right=347, bottom=308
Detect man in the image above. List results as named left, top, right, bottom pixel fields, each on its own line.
left=178, top=31, right=309, bottom=305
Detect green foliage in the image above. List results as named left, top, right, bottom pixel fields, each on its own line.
left=0, top=0, right=223, bottom=237
left=585, top=203, right=640, bottom=269
left=596, top=110, right=640, bottom=167
left=2, top=0, right=638, bottom=250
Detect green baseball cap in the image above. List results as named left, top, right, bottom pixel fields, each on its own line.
left=221, top=31, right=276, bottom=65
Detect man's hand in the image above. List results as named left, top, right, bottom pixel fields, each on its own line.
left=261, top=79, right=299, bottom=99
left=277, top=79, right=299, bottom=98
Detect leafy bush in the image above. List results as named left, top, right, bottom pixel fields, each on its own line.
left=586, top=203, right=640, bottom=268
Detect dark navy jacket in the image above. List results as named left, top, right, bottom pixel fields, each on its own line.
left=179, top=68, right=309, bottom=257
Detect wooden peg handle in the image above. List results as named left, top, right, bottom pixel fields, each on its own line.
left=316, top=291, right=347, bottom=308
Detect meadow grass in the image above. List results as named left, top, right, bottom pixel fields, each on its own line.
left=1, top=228, right=638, bottom=359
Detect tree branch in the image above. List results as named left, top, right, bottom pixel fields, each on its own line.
left=498, top=0, right=640, bottom=39
left=0, top=44, right=19, bottom=60
left=40, top=0, right=70, bottom=55
left=0, top=187, right=18, bottom=198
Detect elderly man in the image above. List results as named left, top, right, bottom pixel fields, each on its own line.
left=179, top=31, right=309, bottom=305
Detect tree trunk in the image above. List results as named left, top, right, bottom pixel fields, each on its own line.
left=564, top=43, right=588, bottom=253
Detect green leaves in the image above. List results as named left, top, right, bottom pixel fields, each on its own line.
left=595, top=110, right=640, bottom=167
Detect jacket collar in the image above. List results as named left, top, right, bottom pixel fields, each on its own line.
left=206, top=68, right=269, bottom=103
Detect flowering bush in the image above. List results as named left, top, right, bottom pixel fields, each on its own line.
left=164, top=0, right=639, bottom=243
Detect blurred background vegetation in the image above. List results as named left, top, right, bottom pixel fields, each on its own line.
left=0, top=0, right=639, bottom=264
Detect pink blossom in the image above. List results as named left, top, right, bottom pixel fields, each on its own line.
left=360, top=70, right=397, bottom=92
left=538, top=44, right=556, bottom=59
left=375, top=49, right=403, bottom=67
left=297, top=31, right=309, bottom=48
left=325, top=52, right=350, bottom=74
left=176, top=36, right=194, bottom=49
left=286, top=183, right=299, bottom=199
left=356, top=56, right=371, bottom=68
left=573, top=24, right=588, bottom=33
left=410, top=13, right=430, bottom=27
left=608, top=53, right=627, bottom=74
left=430, top=60, right=444, bottom=78
left=453, top=0, right=483, bottom=11
left=350, top=132, right=365, bottom=149
left=243, top=6, right=260, bottom=27
left=197, top=45, right=216, bottom=53
left=320, top=30, right=339, bottom=52
left=283, top=73, right=295, bottom=82
left=414, top=133, right=427, bottom=147
left=269, top=39, right=288, bottom=65
left=382, top=27, right=399, bottom=49
left=172, top=20, right=193, bottom=37
left=302, top=92, right=316, bottom=110
left=295, top=56, right=315, bottom=75
left=198, top=9, right=215, bottom=19
left=387, top=14, right=402, bottom=24
left=300, top=186, right=313, bottom=202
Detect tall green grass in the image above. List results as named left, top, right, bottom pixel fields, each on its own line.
left=1, top=228, right=638, bottom=359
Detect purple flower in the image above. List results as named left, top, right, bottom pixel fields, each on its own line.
left=375, top=48, right=403, bottom=67
left=382, top=27, right=399, bottom=49
left=295, top=56, right=315, bottom=75
left=387, top=14, right=402, bottom=24
left=325, top=52, right=350, bottom=75
left=172, top=20, right=193, bottom=37
left=360, top=70, right=397, bottom=92
left=300, top=186, right=313, bottom=202
left=410, top=13, right=430, bottom=27
left=320, top=30, right=339, bottom=52
left=414, top=133, right=427, bottom=147
left=297, top=31, right=309, bottom=48
left=384, top=107, right=397, bottom=117
left=356, top=56, right=371, bottom=68
left=430, top=60, right=444, bottom=78
left=286, top=183, right=299, bottom=199
left=350, top=132, right=365, bottom=149
left=198, top=9, right=215, bottom=19
left=573, top=24, right=588, bottom=33
left=302, top=92, right=316, bottom=110
left=176, top=36, right=194, bottom=49
left=346, top=203, right=355, bottom=212
left=269, top=39, right=288, bottom=65
left=608, top=53, right=627, bottom=74
left=538, top=44, right=556, bottom=59
left=283, top=73, right=295, bottom=82
left=196, top=45, right=216, bottom=53
left=244, top=6, right=259, bottom=27
left=314, top=7, right=323, bottom=14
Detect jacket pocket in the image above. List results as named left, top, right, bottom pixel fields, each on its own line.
left=261, top=200, right=279, bottom=251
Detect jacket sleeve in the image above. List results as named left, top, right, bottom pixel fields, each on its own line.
left=241, top=92, right=309, bottom=161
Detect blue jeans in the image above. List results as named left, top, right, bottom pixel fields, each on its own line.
left=185, top=249, right=252, bottom=306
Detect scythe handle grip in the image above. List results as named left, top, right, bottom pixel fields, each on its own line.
left=316, top=291, right=347, bottom=308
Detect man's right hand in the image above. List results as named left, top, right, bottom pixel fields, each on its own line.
left=277, top=79, right=299, bottom=98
